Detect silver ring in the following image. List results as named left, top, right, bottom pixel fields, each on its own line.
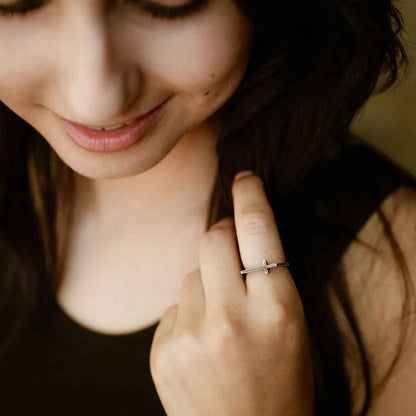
left=240, top=259, right=290, bottom=275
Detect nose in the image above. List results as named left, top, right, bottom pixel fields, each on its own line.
left=58, top=12, right=142, bottom=125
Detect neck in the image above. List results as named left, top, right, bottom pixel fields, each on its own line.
left=73, top=121, right=219, bottom=239
left=57, top=122, right=221, bottom=333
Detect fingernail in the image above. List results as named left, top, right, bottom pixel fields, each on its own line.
left=234, top=170, right=253, bottom=182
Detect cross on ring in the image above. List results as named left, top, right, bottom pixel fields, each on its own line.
left=240, top=259, right=290, bottom=275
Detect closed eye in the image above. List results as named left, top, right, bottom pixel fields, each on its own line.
left=124, top=0, right=210, bottom=20
left=0, top=0, right=210, bottom=20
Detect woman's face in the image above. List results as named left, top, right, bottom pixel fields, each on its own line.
left=0, top=0, right=254, bottom=179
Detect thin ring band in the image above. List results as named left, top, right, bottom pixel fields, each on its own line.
left=240, top=259, right=290, bottom=275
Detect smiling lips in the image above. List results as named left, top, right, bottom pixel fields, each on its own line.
left=58, top=101, right=166, bottom=153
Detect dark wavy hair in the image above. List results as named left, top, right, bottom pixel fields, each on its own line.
left=0, top=0, right=412, bottom=415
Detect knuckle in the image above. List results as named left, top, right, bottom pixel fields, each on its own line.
left=269, top=302, right=295, bottom=325
left=265, top=299, right=305, bottom=331
left=201, top=218, right=235, bottom=251
left=206, top=306, right=245, bottom=354
left=150, top=341, right=174, bottom=382
left=210, top=217, right=235, bottom=230
left=150, top=330, right=201, bottom=381
left=240, top=204, right=274, bottom=236
left=206, top=324, right=237, bottom=357
left=162, top=303, right=179, bottom=319
left=175, top=331, right=201, bottom=365
left=215, top=303, right=245, bottom=329
left=201, top=225, right=230, bottom=249
left=182, top=269, right=200, bottom=287
left=184, top=268, right=200, bottom=278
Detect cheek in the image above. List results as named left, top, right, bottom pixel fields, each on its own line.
left=139, top=16, right=254, bottom=97
left=0, top=28, right=52, bottom=111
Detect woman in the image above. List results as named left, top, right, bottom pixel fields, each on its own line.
left=0, top=0, right=415, bottom=415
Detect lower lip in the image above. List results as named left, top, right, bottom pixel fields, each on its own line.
left=58, top=102, right=166, bottom=153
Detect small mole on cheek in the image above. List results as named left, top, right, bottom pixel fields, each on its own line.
left=210, top=73, right=215, bottom=79
left=204, top=91, right=210, bottom=96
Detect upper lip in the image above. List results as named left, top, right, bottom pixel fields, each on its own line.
left=59, top=108, right=154, bottom=130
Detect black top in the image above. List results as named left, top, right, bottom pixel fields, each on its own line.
left=2, top=297, right=162, bottom=415
left=1, top=139, right=416, bottom=416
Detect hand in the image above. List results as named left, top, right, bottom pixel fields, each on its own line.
left=149, top=171, right=314, bottom=416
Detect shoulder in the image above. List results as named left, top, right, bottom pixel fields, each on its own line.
left=332, top=184, right=416, bottom=415
left=283, top=139, right=416, bottom=414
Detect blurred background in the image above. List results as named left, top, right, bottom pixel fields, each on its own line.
left=351, top=0, right=416, bottom=176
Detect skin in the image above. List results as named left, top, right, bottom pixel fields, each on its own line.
left=2, top=0, right=416, bottom=414
left=0, top=0, right=255, bottom=332
left=150, top=171, right=314, bottom=415
left=0, top=2, right=316, bottom=413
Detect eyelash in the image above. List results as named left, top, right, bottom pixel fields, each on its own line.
left=0, top=0, right=209, bottom=20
